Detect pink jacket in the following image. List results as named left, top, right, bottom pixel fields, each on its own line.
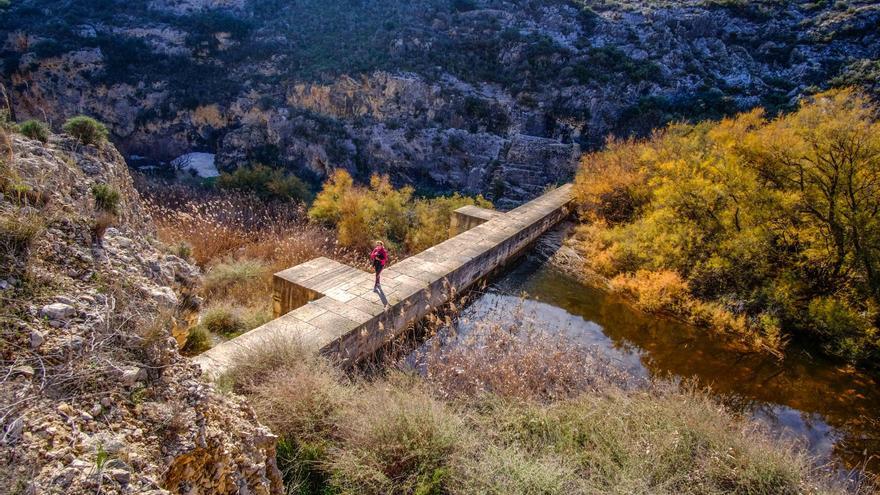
left=370, top=246, right=388, bottom=267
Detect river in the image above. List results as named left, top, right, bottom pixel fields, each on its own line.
left=406, top=256, right=880, bottom=481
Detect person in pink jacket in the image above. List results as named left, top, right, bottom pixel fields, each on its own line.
left=370, top=241, right=388, bottom=289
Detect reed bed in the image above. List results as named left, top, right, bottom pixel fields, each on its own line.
left=136, top=179, right=360, bottom=348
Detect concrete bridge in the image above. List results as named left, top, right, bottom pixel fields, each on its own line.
left=195, top=184, right=574, bottom=378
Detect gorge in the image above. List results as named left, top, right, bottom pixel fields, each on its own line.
left=2, top=0, right=880, bottom=493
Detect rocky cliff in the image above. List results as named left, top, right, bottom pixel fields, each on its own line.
left=0, top=128, right=282, bottom=494
left=2, top=0, right=878, bottom=205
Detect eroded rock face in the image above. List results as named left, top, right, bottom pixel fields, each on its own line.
left=4, top=0, right=878, bottom=205
left=0, top=134, right=282, bottom=494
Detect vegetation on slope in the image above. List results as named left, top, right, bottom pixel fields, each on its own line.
left=139, top=181, right=352, bottom=348
left=573, top=88, right=880, bottom=366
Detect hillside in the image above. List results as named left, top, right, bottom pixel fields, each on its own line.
left=0, top=125, right=281, bottom=493
left=3, top=0, right=879, bottom=205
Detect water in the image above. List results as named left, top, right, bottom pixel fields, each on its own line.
left=410, top=258, right=880, bottom=479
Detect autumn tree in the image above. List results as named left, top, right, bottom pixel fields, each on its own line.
left=573, top=88, right=880, bottom=365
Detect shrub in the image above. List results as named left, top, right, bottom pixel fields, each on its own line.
left=808, top=297, right=877, bottom=362
left=451, top=447, right=577, bottom=494
left=182, top=326, right=212, bottom=354
left=424, top=315, right=626, bottom=402
left=91, top=183, right=120, bottom=215
left=91, top=211, right=116, bottom=242
left=329, top=379, right=464, bottom=494
left=217, top=164, right=312, bottom=203
left=0, top=209, right=43, bottom=270
left=309, top=169, right=491, bottom=253
left=223, top=334, right=311, bottom=390
left=169, top=241, right=192, bottom=260
left=406, top=193, right=492, bottom=253
left=200, top=306, right=245, bottom=337
left=575, top=88, right=880, bottom=365
left=62, top=115, right=108, bottom=146
left=609, top=270, right=691, bottom=314
left=202, top=258, right=269, bottom=301
left=18, top=119, right=49, bottom=143
left=251, top=356, right=350, bottom=442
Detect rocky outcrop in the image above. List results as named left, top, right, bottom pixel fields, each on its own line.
left=3, top=0, right=878, bottom=205
left=0, top=132, right=282, bottom=494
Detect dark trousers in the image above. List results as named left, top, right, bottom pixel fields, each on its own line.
left=373, top=260, right=383, bottom=285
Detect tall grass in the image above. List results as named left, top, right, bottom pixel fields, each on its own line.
left=138, top=180, right=360, bottom=345
left=140, top=180, right=351, bottom=268
left=220, top=322, right=861, bottom=495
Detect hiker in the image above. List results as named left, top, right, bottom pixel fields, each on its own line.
left=370, top=241, right=388, bottom=289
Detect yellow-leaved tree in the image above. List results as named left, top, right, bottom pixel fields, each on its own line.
left=309, top=169, right=492, bottom=254
left=574, top=88, right=880, bottom=365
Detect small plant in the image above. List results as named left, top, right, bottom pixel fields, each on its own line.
left=92, top=183, right=120, bottom=215
left=95, top=443, right=110, bottom=470
left=169, top=241, right=193, bottom=260
left=0, top=209, right=44, bottom=272
left=200, top=306, right=245, bottom=337
left=62, top=115, right=108, bottom=146
left=182, top=326, right=212, bottom=354
left=92, top=211, right=115, bottom=243
left=18, top=119, right=49, bottom=143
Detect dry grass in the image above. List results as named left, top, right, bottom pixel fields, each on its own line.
left=140, top=181, right=350, bottom=269
left=220, top=321, right=858, bottom=495
left=420, top=304, right=637, bottom=402
left=138, top=180, right=361, bottom=346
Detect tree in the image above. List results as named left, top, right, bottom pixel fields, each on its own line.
left=572, top=88, right=880, bottom=366
left=741, top=89, right=880, bottom=306
left=309, top=169, right=492, bottom=253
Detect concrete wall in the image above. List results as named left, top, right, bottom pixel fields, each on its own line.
left=449, top=205, right=501, bottom=236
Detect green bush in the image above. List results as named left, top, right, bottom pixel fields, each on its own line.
left=202, top=258, right=268, bottom=298
left=91, top=183, right=120, bottom=215
left=182, top=326, right=212, bottom=354
left=18, top=120, right=49, bottom=143
left=200, top=306, right=245, bottom=337
left=808, top=297, right=877, bottom=362
left=62, top=115, right=108, bottom=146
left=217, top=164, right=312, bottom=202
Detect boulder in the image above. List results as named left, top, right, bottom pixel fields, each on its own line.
left=40, top=303, right=76, bottom=320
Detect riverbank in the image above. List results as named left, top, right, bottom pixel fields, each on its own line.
left=539, top=222, right=781, bottom=356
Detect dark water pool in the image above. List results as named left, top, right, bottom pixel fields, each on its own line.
left=409, top=258, right=880, bottom=479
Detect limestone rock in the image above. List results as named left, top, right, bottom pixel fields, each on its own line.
left=2, top=133, right=282, bottom=495
left=29, top=329, right=45, bottom=349
left=40, top=303, right=75, bottom=321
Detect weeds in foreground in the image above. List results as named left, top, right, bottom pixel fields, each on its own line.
left=221, top=326, right=861, bottom=495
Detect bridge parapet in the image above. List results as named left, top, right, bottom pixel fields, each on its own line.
left=449, top=204, right=502, bottom=236
left=195, top=184, right=574, bottom=378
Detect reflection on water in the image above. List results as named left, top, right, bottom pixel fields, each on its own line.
left=413, top=259, right=880, bottom=479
